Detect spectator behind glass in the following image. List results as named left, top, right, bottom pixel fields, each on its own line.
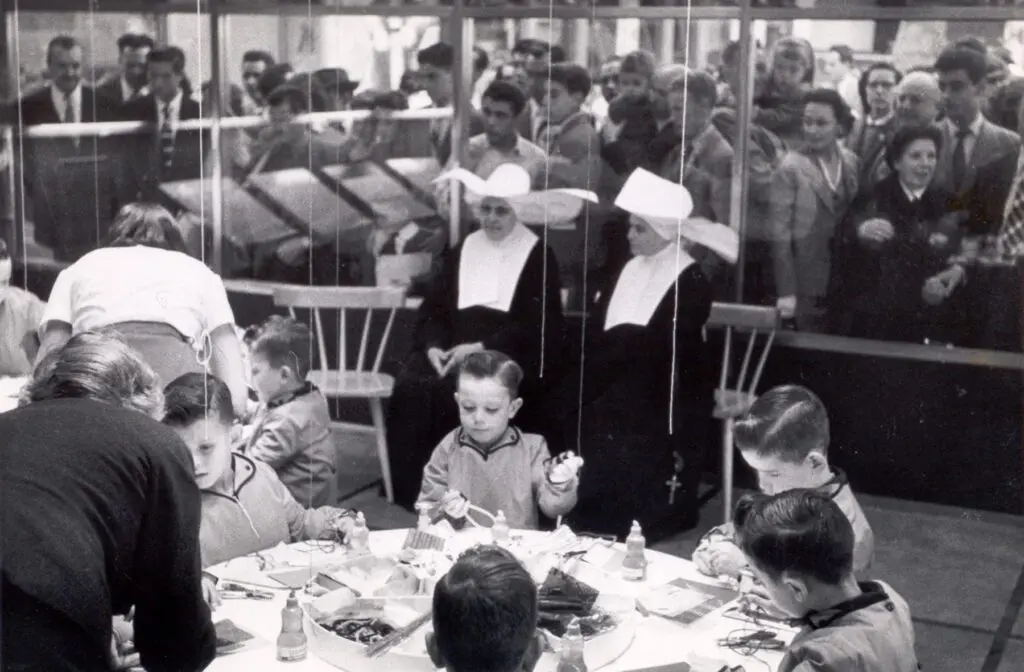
left=313, top=67, right=360, bottom=112
left=735, top=491, right=918, bottom=672
left=257, top=62, right=295, bottom=104
left=602, top=50, right=658, bottom=176
left=0, top=238, right=46, bottom=376
left=95, top=33, right=154, bottom=106
left=427, top=546, right=544, bottom=672
left=4, top=331, right=216, bottom=672
left=755, top=36, right=815, bottom=148
left=831, top=125, right=967, bottom=344
left=769, top=88, right=858, bottom=331
left=242, top=50, right=275, bottom=111
left=847, top=63, right=902, bottom=186
left=823, top=44, right=862, bottom=117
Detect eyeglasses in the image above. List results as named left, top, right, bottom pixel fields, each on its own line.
left=867, top=81, right=896, bottom=90
left=477, top=203, right=511, bottom=217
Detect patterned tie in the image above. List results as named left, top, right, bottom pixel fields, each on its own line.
left=951, top=129, right=969, bottom=190
left=998, top=178, right=1024, bottom=256
left=160, top=102, right=175, bottom=171
left=64, top=93, right=79, bottom=148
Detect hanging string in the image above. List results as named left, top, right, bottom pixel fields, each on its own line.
left=195, top=0, right=206, bottom=267
left=11, top=1, right=29, bottom=290
left=572, top=0, right=600, bottom=458
left=538, top=0, right=556, bottom=382
left=87, top=1, right=101, bottom=254
left=668, top=0, right=695, bottom=437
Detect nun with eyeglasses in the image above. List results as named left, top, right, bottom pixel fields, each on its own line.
left=545, top=168, right=738, bottom=542
left=385, top=163, right=597, bottom=510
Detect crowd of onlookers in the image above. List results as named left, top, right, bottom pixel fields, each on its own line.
left=3, top=29, right=1024, bottom=348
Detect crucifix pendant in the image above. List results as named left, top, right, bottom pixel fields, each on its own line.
left=666, top=475, right=682, bottom=505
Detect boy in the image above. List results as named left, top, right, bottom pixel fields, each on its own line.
left=417, top=350, right=579, bottom=530
left=735, top=490, right=918, bottom=672
left=243, top=315, right=336, bottom=508
left=601, top=49, right=659, bottom=177
left=0, top=239, right=46, bottom=376
left=693, top=385, right=874, bottom=578
left=163, top=373, right=356, bottom=569
left=427, top=545, right=544, bottom=672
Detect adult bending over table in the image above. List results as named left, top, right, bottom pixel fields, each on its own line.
left=1, top=331, right=216, bottom=672
left=37, top=202, right=248, bottom=415
left=545, top=169, right=737, bottom=542
left=386, top=163, right=596, bottom=509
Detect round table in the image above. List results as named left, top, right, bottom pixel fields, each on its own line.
left=204, top=529, right=789, bottom=672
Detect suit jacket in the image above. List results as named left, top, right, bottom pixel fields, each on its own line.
left=120, top=93, right=206, bottom=200
left=769, top=147, right=859, bottom=300
left=847, top=114, right=897, bottom=189
left=431, top=109, right=486, bottom=167
left=244, top=125, right=348, bottom=175
left=94, top=76, right=147, bottom=110
left=960, top=145, right=1020, bottom=235
left=932, top=116, right=1021, bottom=196
left=682, top=123, right=734, bottom=225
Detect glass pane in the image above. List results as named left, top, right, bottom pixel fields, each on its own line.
left=3, top=12, right=217, bottom=272
left=467, top=1, right=739, bottom=8
left=220, top=0, right=453, bottom=7
left=753, top=0, right=1022, bottom=7
left=739, top=19, right=1023, bottom=352
left=217, top=14, right=447, bottom=287
left=466, top=18, right=742, bottom=311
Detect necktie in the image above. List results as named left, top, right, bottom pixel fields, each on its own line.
left=951, top=129, right=969, bottom=190
left=998, top=179, right=1024, bottom=256
left=160, top=103, right=175, bottom=171
left=64, top=94, right=79, bottom=148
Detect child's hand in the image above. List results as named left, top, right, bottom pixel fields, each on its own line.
left=694, top=542, right=748, bottom=578
left=427, top=347, right=450, bottom=377
left=440, top=490, right=470, bottom=519
left=547, top=452, right=584, bottom=487
left=328, top=511, right=357, bottom=543
left=108, top=616, right=140, bottom=670
left=202, top=576, right=222, bottom=610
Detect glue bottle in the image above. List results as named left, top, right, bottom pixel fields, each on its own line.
left=348, top=512, right=370, bottom=554
left=415, top=502, right=432, bottom=531
left=557, top=617, right=587, bottom=672
left=621, top=520, right=647, bottom=581
left=277, top=590, right=307, bottom=662
left=492, top=510, right=510, bottom=545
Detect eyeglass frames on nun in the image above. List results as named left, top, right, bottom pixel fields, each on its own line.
left=477, top=203, right=511, bottom=217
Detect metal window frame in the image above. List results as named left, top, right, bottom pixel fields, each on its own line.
left=3, top=0, right=1023, bottom=370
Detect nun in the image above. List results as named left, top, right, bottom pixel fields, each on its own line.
left=386, top=163, right=597, bottom=509
left=545, top=168, right=738, bottom=541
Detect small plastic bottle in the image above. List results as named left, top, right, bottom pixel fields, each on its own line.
left=556, top=617, right=587, bottom=672
left=491, top=510, right=510, bottom=544
left=348, top=512, right=370, bottom=554
left=621, top=520, right=647, bottom=582
left=415, top=502, right=432, bottom=531
left=276, top=590, right=308, bottom=662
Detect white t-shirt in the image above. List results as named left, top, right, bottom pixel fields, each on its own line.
left=41, top=246, right=236, bottom=343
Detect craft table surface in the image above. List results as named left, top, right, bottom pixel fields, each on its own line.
left=206, top=530, right=789, bottom=672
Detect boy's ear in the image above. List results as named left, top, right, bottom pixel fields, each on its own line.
left=426, top=632, right=445, bottom=670
left=806, top=450, right=829, bottom=472
left=520, top=632, right=544, bottom=672
left=509, top=397, right=524, bottom=417
left=781, top=571, right=809, bottom=606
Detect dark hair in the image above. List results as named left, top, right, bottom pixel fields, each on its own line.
left=722, top=41, right=741, bottom=67
left=885, top=124, right=943, bottom=171
left=620, top=50, right=656, bottom=80
left=24, top=331, right=164, bottom=418
left=857, top=62, right=902, bottom=112
left=829, top=44, right=854, bottom=66
left=952, top=36, right=988, bottom=56
left=399, top=70, right=421, bottom=94
left=117, top=33, right=155, bottom=53
left=548, top=63, right=592, bottom=98
left=473, top=46, right=490, bottom=74
left=163, top=372, right=234, bottom=427
left=433, top=545, right=538, bottom=672
left=549, top=45, right=567, bottom=64
left=147, top=46, right=186, bottom=74
left=458, top=350, right=524, bottom=398
left=257, top=63, right=295, bottom=101
left=734, top=385, right=830, bottom=462
left=803, top=87, right=855, bottom=135
left=482, top=80, right=527, bottom=117
left=106, top=203, right=188, bottom=253
left=46, top=35, right=80, bottom=65
left=511, top=39, right=538, bottom=57
left=734, top=490, right=855, bottom=586
left=934, top=47, right=988, bottom=85
left=418, top=42, right=454, bottom=70
left=250, top=315, right=314, bottom=380
left=266, top=85, right=309, bottom=114
left=682, top=70, right=719, bottom=107
left=243, top=50, right=275, bottom=67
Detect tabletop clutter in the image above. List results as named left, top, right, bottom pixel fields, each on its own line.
left=206, top=480, right=795, bottom=672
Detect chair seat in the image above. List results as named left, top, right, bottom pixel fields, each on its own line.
left=308, top=370, right=395, bottom=398
left=714, top=389, right=756, bottom=420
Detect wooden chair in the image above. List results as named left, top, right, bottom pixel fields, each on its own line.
left=272, top=285, right=407, bottom=503
left=706, top=303, right=780, bottom=523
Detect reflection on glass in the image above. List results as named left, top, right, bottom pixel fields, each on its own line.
left=741, top=20, right=1023, bottom=352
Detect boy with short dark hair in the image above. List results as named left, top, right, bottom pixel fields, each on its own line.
left=427, top=545, right=544, bottom=672
left=735, top=490, right=918, bottom=672
left=693, top=385, right=873, bottom=578
left=243, top=315, right=336, bottom=507
left=163, top=373, right=356, bottom=569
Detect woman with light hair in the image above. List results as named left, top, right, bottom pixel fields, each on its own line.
left=2, top=330, right=216, bottom=672
left=37, top=202, right=248, bottom=415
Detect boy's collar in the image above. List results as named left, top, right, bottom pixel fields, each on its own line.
left=816, top=467, right=848, bottom=500
left=456, top=426, right=520, bottom=460
left=798, top=581, right=892, bottom=630
left=203, top=453, right=258, bottom=499
left=266, top=380, right=317, bottom=410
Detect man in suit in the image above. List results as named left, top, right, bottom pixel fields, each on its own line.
left=243, top=84, right=347, bottom=175
left=95, top=33, right=154, bottom=110
left=416, top=42, right=485, bottom=167
left=846, top=63, right=901, bottom=189
left=932, top=46, right=1021, bottom=222
left=16, top=34, right=119, bottom=261
left=240, top=50, right=275, bottom=116
left=121, top=45, right=206, bottom=201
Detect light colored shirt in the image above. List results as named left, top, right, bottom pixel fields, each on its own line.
left=41, top=245, right=235, bottom=344
left=465, top=132, right=547, bottom=181
left=157, top=90, right=185, bottom=132
left=955, top=113, right=985, bottom=164
left=120, top=76, right=147, bottom=103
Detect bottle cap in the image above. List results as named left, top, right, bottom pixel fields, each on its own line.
left=496, top=510, right=506, bottom=522
left=355, top=511, right=366, bottom=526
left=286, top=589, right=299, bottom=607
left=630, top=520, right=642, bottom=534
